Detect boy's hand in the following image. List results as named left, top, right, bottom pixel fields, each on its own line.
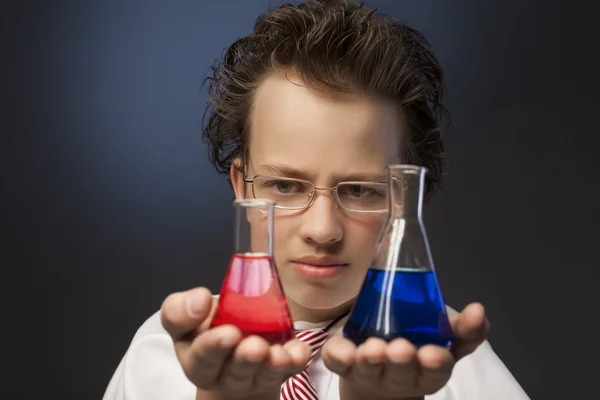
left=160, top=287, right=311, bottom=400
left=322, top=303, right=490, bottom=400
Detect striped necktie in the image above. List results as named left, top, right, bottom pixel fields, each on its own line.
left=280, top=329, right=330, bottom=400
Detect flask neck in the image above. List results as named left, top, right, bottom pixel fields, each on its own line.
left=233, top=199, right=274, bottom=256
left=388, top=165, right=425, bottom=221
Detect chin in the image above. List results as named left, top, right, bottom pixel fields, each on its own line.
left=278, top=269, right=362, bottom=311
left=288, top=288, right=355, bottom=311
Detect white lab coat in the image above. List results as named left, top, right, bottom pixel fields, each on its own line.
left=103, top=300, right=530, bottom=400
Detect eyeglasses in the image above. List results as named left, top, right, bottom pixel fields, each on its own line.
left=243, top=175, right=388, bottom=213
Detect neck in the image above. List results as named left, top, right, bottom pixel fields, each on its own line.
left=286, top=296, right=355, bottom=323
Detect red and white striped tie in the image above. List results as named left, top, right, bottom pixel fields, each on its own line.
left=280, top=329, right=329, bottom=400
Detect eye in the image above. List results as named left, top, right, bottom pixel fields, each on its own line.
left=273, top=180, right=295, bottom=194
left=262, top=179, right=308, bottom=195
left=346, top=185, right=374, bottom=198
left=338, top=183, right=386, bottom=199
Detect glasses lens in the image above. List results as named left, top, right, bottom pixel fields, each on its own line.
left=336, top=182, right=388, bottom=212
left=252, top=176, right=312, bottom=209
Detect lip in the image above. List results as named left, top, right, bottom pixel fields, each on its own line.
left=291, top=256, right=348, bottom=280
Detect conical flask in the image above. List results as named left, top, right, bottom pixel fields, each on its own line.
left=343, top=165, right=453, bottom=348
left=210, top=199, right=295, bottom=344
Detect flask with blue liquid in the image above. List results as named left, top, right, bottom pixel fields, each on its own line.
left=343, top=164, right=453, bottom=348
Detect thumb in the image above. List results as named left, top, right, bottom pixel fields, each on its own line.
left=160, top=287, right=215, bottom=341
left=449, top=302, right=490, bottom=360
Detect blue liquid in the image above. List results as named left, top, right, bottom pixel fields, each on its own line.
left=343, top=268, right=453, bottom=348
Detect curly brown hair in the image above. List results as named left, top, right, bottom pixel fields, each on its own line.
left=202, top=0, right=448, bottom=200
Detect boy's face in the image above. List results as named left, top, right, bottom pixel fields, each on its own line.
left=231, top=71, right=402, bottom=322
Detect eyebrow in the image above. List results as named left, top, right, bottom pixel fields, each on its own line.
left=255, top=164, right=387, bottom=183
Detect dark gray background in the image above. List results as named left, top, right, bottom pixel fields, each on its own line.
left=2, top=0, right=597, bottom=398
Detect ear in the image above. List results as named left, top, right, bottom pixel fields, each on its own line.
left=230, top=157, right=245, bottom=200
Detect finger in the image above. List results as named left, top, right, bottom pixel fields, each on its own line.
left=219, top=335, right=270, bottom=389
left=282, top=338, right=312, bottom=374
left=255, top=344, right=291, bottom=387
left=321, top=335, right=356, bottom=378
left=182, top=324, right=242, bottom=388
left=416, top=345, right=455, bottom=391
left=160, top=287, right=214, bottom=341
left=382, top=338, right=419, bottom=390
left=353, top=337, right=387, bottom=384
left=449, top=302, right=490, bottom=360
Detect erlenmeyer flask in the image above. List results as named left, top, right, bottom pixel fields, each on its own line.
left=343, top=165, right=453, bottom=348
left=210, top=199, right=295, bottom=344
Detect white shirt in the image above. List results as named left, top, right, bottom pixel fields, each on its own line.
left=102, top=302, right=530, bottom=400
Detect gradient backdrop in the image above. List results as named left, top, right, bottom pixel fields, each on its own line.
left=2, top=0, right=598, bottom=398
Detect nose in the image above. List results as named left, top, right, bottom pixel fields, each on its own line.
left=298, top=191, right=343, bottom=245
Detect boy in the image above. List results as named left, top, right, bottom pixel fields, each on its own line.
left=103, top=1, right=530, bottom=399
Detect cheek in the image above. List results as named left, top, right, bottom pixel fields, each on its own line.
left=347, top=215, right=386, bottom=244
left=344, top=216, right=386, bottom=262
left=272, top=218, right=295, bottom=254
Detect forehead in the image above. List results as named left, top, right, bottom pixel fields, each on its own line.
left=247, top=72, right=403, bottom=180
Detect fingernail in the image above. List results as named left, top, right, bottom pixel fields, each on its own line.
left=185, top=290, right=204, bottom=317
left=467, top=303, right=484, bottom=318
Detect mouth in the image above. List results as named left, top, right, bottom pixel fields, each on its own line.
left=290, top=256, right=348, bottom=280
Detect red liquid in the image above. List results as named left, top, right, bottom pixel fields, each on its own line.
left=211, top=253, right=295, bottom=344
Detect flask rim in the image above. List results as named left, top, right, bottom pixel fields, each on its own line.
left=387, top=164, right=428, bottom=174
left=233, top=198, right=275, bottom=208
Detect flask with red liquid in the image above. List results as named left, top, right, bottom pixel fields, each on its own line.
left=210, top=198, right=295, bottom=344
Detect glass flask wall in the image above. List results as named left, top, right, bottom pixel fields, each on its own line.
left=210, top=199, right=295, bottom=344
left=343, top=165, right=453, bottom=348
